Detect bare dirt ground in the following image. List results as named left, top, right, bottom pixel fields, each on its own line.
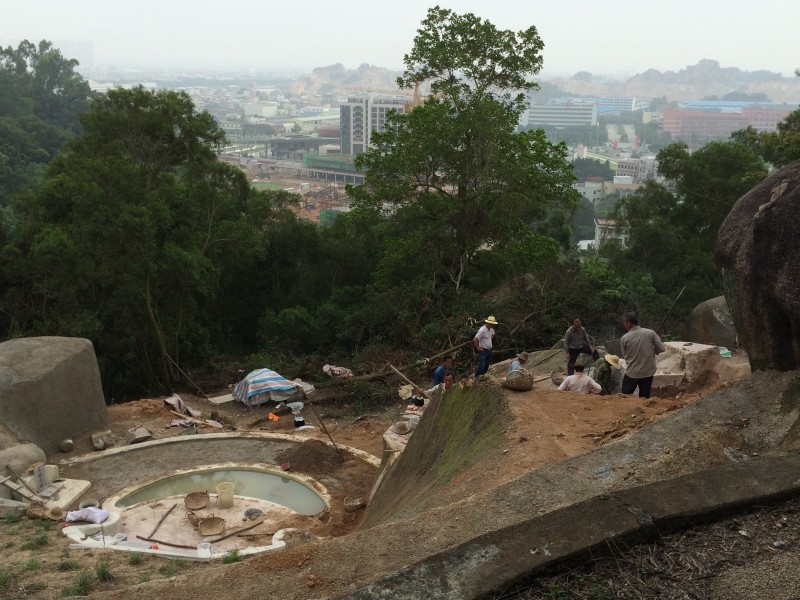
left=0, top=353, right=755, bottom=599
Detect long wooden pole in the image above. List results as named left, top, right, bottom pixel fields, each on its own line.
left=147, top=503, right=177, bottom=538
left=307, top=402, right=345, bottom=463
left=387, top=363, right=432, bottom=401
left=657, top=284, right=687, bottom=335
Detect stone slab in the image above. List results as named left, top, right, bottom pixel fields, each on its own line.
left=345, top=495, right=645, bottom=600
left=207, top=393, right=234, bottom=405
left=615, top=452, right=800, bottom=527
left=344, top=453, right=800, bottom=600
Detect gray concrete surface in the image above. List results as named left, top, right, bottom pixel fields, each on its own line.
left=343, top=453, right=800, bottom=599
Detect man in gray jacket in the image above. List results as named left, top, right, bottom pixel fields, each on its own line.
left=620, top=312, right=666, bottom=399
left=564, top=318, right=596, bottom=376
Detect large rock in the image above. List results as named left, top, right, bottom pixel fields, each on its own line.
left=716, top=160, right=800, bottom=370
left=683, top=296, right=737, bottom=350
left=0, top=337, right=109, bottom=451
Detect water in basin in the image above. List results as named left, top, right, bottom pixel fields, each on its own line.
left=116, top=468, right=326, bottom=515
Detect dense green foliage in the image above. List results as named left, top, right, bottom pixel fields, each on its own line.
left=731, top=107, right=800, bottom=167
left=601, top=141, right=768, bottom=324
left=1, top=26, right=785, bottom=400
left=0, top=40, right=94, bottom=208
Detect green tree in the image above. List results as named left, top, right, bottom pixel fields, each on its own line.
left=4, top=87, right=275, bottom=397
left=348, top=6, right=578, bottom=293
left=732, top=108, right=800, bottom=167
left=606, top=141, right=767, bottom=328
left=0, top=40, right=94, bottom=206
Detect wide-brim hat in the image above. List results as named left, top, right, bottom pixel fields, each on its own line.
left=516, top=351, right=529, bottom=362
left=605, top=354, right=621, bottom=369
left=484, top=315, right=499, bottom=325
left=45, top=506, right=64, bottom=520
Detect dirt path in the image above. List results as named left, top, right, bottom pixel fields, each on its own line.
left=0, top=357, right=749, bottom=599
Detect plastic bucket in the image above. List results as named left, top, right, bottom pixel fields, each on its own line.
left=216, top=482, right=234, bottom=508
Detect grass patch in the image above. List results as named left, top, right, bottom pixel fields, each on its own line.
left=222, top=549, right=240, bottom=564
left=21, top=533, right=49, bottom=550
left=128, top=553, right=143, bottom=565
left=24, top=557, right=41, bottom=571
left=61, top=570, right=92, bottom=597
left=3, top=512, right=21, bottom=525
left=139, top=575, right=151, bottom=584
left=57, top=560, right=81, bottom=572
left=158, top=559, right=186, bottom=577
left=94, top=559, right=114, bottom=582
left=0, top=570, right=13, bottom=587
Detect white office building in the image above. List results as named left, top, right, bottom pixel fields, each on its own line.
left=340, top=96, right=407, bottom=155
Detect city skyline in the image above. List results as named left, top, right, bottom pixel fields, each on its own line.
left=3, top=0, right=799, bottom=79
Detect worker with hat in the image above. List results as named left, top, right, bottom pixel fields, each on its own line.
left=473, top=315, right=498, bottom=378
left=508, top=351, right=528, bottom=380
left=558, top=354, right=601, bottom=394
left=593, top=354, right=622, bottom=395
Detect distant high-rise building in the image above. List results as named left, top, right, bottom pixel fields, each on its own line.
left=340, top=96, right=406, bottom=155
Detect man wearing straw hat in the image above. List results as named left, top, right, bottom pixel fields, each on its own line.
left=473, top=315, right=499, bottom=378
left=593, top=354, right=622, bottom=395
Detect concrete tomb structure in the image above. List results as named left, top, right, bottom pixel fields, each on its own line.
left=0, top=336, right=109, bottom=452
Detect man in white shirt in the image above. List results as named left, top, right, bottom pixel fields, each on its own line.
left=558, top=355, right=602, bottom=394
left=473, top=315, right=498, bottom=378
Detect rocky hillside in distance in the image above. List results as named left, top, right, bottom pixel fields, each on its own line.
left=546, top=59, right=800, bottom=103
left=287, top=63, right=403, bottom=96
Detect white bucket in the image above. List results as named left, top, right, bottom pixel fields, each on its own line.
left=216, top=482, right=234, bottom=508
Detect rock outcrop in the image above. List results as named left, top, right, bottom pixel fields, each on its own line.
left=0, top=337, right=109, bottom=451
left=716, top=160, right=800, bottom=370
left=683, top=296, right=737, bottom=350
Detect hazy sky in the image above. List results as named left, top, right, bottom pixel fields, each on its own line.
left=3, top=0, right=799, bottom=78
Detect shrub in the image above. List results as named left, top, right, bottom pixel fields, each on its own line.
left=222, top=549, right=239, bottom=564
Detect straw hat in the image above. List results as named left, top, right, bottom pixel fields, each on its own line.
left=184, top=491, right=210, bottom=510
left=484, top=315, right=499, bottom=325
left=45, top=506, right=64, bottom=520
left=605, top=354, right=621, bottom=369
left=391, top=421, right=412, bottom=435
left=516, top=351, right=529, bottom=362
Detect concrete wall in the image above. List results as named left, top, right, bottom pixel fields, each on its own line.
left=0, top=337, right=109, bottom=451
left=362, top=385, right=506, bottom=528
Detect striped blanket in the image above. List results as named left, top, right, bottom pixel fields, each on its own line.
left=232, top=368, right=301, bottom=407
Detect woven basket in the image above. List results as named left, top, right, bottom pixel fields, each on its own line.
left=184, top=491, right=209, bottom=510
left=198, top=515, right=225, bottom=536
left=502, top=368, right=534, bottom=391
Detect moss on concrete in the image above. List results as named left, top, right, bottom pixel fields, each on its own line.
left=362, top=385, right=507, bottom=528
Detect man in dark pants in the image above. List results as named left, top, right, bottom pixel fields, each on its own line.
left=620, top=312, right=666, bottom=399
left=473, top=315, right=498, bottom=378
left=564, top=318, right=597, bottom=376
